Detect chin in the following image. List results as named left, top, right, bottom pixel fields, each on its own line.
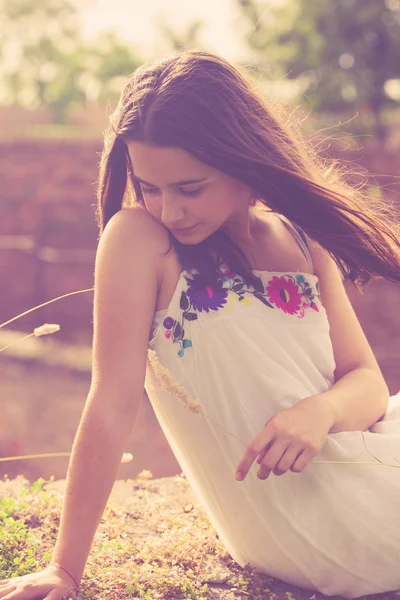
left=173, top=236, right=203, bottom=246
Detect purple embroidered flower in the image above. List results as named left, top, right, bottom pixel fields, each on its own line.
left=162, top=316, right=175, bottom=330
left=185, top=272, right=228, bottom=312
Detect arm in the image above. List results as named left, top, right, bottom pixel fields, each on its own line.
left=235, top=239, right=390, bottom=482
left=50, top=206, right=169, bottom=583
left=306, top=238, right=389, bottom=433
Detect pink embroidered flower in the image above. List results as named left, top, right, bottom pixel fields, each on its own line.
left=223, top=268, right=237, bottom=279
left=266, top=276, right=303, bottom=315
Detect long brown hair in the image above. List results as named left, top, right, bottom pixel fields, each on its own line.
left=96, top=49, right=400, bottom=289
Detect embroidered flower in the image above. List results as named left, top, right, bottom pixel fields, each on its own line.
left=159, top=272, right=228, bottom=357
left=266, top=276, right=303, bottom=315
left=295, top=273, right=306, bottom=284
left=163, top=317, right=175, bottom=331
left=159, top=269, right=320, bottom=355
left=266, top=274, right=320, bottom=318
left=297, top=275, right=320, bottom=313
left=186, top=272, right=229, bottom=312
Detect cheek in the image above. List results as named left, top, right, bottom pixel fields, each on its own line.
left=202, top=186, right=231, bottom=210
left=142, top=196, right=159, bottom=217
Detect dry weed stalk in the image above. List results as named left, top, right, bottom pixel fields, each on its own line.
left=146, top=348, right=400, bottom=470
left=0, top=289, right=398, bottom=469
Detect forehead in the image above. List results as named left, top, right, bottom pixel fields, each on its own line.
left=127, top=142, right=209, bottom=177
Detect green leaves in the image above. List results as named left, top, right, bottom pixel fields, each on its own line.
left=237, top=0, right=400, bottom=138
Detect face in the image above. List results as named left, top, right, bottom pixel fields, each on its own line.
left=126, top=142, right=256, bottom=245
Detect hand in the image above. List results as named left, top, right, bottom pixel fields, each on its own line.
left=0, top=565, right=78, bottom=599
left=235, top=395, right=334, bottom=481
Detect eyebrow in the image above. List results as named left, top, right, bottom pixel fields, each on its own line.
left=133, top=176, right=207, bottom=187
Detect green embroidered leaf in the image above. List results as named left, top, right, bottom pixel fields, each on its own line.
left=232, top=283, right=245, bottom=291
left=303, top=283, right=312, bottom=294
left=180, top=291, right=190, bottom=311
left=184, top=312, right=198, bottom=321
left=174, top=322, right=182, bottom=338
left=254, top=292, right=274, bottom=308
left=253, top=278, right=265, bottom=294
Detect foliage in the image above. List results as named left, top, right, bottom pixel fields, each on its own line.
left=0, top=0, right=142, bottom=123
left=156, top=19, right=205, bottom=53
left=237, top=0, right=400, bottom=139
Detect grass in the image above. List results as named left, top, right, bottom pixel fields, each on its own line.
left=1, top=474, right=399, bottom=600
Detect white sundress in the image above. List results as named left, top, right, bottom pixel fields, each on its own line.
left=144, top=214, right=400, bottom=598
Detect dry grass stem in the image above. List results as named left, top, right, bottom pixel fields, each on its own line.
left=33, top=323, right=60, bottom=336
left=0, top=332, right=35, bottom=353
left=146, top=350, right=400, bottom=469
left=1, top=297, right=398, bottom=470
left=147, top=349, right=202, bottom=414
left=0, top=288, right=94, bottom=329
left=0, top=322, right=61, bottom=353
left=0, top=452, right=133, bottom=464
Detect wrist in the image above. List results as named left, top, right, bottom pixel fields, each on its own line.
left=48, top=562, right=80, bottom=589
left=301, top=393, right=336, bottom=431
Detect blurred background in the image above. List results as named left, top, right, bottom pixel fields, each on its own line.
left=0, top=0, right=399, bottom=482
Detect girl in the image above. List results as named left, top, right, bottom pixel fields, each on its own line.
left=1, top=50, right=400, bottom=600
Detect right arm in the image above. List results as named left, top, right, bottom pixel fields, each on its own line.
left=50, top=207, right=168, bottom=583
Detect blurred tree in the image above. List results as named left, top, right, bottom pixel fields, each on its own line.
left=237, top=0, right=400, bottom=140
left=0, top=0, right=86, bottom=122
left=156, top=19, right=205, bottom=52
left=81, top=32, right=142, bottom=109
left=0, top=0, right=142, bottom=123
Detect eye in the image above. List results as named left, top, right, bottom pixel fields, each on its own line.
left=179, top=188, right=202, bottom=196
left=140, top=186, right=202, bottom=197
left=141, top=187, right=159, bottom=195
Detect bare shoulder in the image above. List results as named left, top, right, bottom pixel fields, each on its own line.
left=103, top=203, right=170, bottom=241
left=100, top=204, right=172, bottom=275
left=305, top=234, right=343, bottom=282
left=98, top=204, right=174, bottom=290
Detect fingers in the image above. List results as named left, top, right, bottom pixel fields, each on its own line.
left=256, top=441, right=295, bottom=479
left=236, top=434, right=274, bottom=481
left=290, top=448, right=317, bottom=473
left=0, top=586, right=17, bottom=600
left=0, top=579, right=18, bottom=586
left=237, top=430, right=317, bottom=482
left=258, top=446, right=315, bottom=479
left=272, top=446, right=304, bottom=476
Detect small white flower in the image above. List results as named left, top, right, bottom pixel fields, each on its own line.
left=121, top=452, right=133, bottom=464
left=33, top=323, right=61, bottom=337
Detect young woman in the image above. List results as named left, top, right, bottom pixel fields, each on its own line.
left=1, top=50, right=400, bottom=600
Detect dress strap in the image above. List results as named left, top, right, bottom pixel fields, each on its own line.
left=275, top=214, right=314, bottom=275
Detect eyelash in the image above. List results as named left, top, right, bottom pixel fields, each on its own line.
left=141, top=187, right=202, bottom=197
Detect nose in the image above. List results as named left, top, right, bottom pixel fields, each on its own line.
left=160, top=196, right=187, bottom=228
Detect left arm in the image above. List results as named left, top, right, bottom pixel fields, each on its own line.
left=235, top=237, right=390, bottom=482
left=307, top=238, right=389, bottom=433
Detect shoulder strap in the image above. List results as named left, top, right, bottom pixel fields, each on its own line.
left=275, top=214, right=314, bottom=275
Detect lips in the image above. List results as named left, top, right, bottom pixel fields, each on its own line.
left=170, top=224, right=198, bottom=234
